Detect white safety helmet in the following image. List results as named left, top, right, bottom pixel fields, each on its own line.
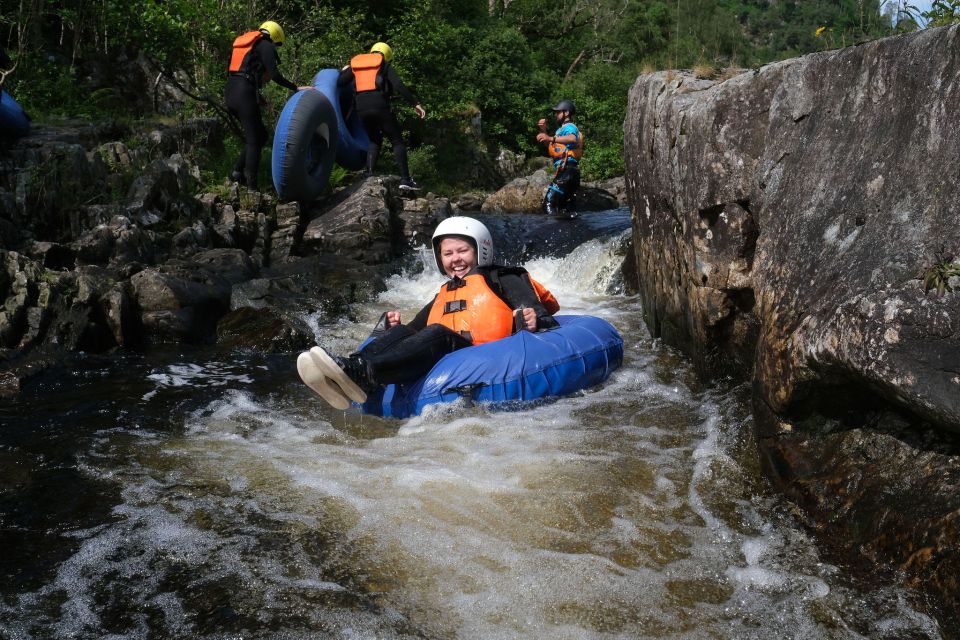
left=431, top=216, right=494, bottom=275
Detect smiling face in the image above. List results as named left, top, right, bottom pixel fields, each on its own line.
left=438, top=237, right=478, bottom=278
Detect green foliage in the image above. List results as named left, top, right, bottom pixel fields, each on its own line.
left=4, top=0, right=907, bottom=192
left=406, top=132, right=502, bottom=195
left=199, top=136, right=245, bottom=190
left=407, top=144, right=443, bottom=191
left=906, top=1, right=960, bottom=26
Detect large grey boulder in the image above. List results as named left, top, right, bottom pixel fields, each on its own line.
left=481, top=170, right=552, bottom=213
left=130, top=249, right=256, bottom=341
left=125, top=154, right=198, bottom=225
left=624, top=25, right=960, bottom=622
left=482, top=168, right=620, bottom=214
left=589, top=176, right=628, bottom=207
left=397, top=193, right=453, bottom=246
left=301, top=177, right=412, bottom=264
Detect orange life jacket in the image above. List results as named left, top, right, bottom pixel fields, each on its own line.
left=350, top=53, right=384, bottom=93
left=548, top=127, right=584, bottom=164
left=426, top=272, right=558, bottom=345
left=229, top=31, right=269, bottom=84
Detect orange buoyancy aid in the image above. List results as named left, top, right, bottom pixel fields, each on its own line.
left=229, top=31, right=269, bottom=83
left=548, top=127, right=584, bottom=164
left=350, top=53, right=384, bottom=92
left=426, top=273, right=557, bottom=345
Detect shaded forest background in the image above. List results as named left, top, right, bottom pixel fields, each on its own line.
left=1, top=0, right=956, bottom=190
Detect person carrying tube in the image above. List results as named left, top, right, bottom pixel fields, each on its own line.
left=225, top=20, right=299, bottom=190
left=337, top=42, right=426, bottom=190
left=298, top=216, right=561, bottom=410
left=536, top=99, right=583, bottom=218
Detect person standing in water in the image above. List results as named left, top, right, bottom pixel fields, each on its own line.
left=536, top=99, right=583, bottom=218
left=298, top=216, right=560, bottom=409
left=338, top=42, right=426, bottom=190
left=224, top=20, right=299, bottom=190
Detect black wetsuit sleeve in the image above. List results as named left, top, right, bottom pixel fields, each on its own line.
left=407, top=298, right=435, bottom=331
left=337, top=66, right=354, bottom=88
left=384, top=64, right=418, bottom=106
left=259, top=41, right=298, bottom=92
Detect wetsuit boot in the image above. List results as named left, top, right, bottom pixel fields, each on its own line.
left=543, top=187, right=573, bottom=219
left=394, top=143, right=419, bottom=190
left=335, top=354, right=377, bottom=395
left=230, top=157, right=247, bottom=185
left=243, top=169, right=259, bottom=192
left=366, top=143, right=380, bottom=177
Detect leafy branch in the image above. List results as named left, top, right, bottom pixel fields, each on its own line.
left=903, top=0, right=960, bottom=26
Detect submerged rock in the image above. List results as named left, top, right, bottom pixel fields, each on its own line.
left=216, top=306, right=314, bottom=353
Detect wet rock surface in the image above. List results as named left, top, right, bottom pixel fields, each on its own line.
left=624, top=25, right=960, bottom=623
left=0, top=122, right=417, bottom=394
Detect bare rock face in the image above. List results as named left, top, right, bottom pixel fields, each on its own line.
left=397, top=193, right=453, bottom=246
left=624, top=26, right=960, bottom=622
left=481, top=171, right=552, bottom=214
left=482, top=168, right=621, bottom=214
left=130, top=249, right=256, bottom=342
left=301, top=177, right=453, bottom=264
left=301, top=177, right=402, bottom=263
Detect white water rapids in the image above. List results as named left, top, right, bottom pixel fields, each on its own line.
left=0, top=217, right=943, bottom=638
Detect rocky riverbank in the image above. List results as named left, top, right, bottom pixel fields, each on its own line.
left=624, top=25, right=960, bottom=625
left=0, top=118, right=623, bottom=396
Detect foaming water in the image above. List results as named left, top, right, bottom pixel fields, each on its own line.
left=0, top=214, right=943, bottom=638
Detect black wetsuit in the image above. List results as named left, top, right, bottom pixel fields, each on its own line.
left=354, top=266, right=558, bottom=385
left=224, top=37, right=297, bottom=188
left=338, top=58, right=419, bottom=178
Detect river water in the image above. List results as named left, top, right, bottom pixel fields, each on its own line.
left=0, top=211, right=943, bottom=638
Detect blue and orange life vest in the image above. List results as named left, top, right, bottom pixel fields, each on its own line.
left=548, top=123, right=584, bottom=169
left=426, top=271, right=559, bottom=345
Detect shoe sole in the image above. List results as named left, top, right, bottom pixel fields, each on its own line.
left=297, top=350, right=351, bottom=409
left=305, top=346, right=368, bottom=404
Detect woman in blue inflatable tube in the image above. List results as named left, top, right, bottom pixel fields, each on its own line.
left=298, top=216, right=560, bottom=410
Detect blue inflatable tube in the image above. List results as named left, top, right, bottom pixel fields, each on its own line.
left=0, top=90, right=29, bottom=138
left=271, top=89, right=338, bottom=202
left=359, top=315, right=624, bottom=419
left=312, top=68, right=370, bottom=171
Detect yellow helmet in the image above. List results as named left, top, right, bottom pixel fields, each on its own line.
left=370, top=42, right=393, bottom=62
left=259, top=21, right=285, bottom=45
